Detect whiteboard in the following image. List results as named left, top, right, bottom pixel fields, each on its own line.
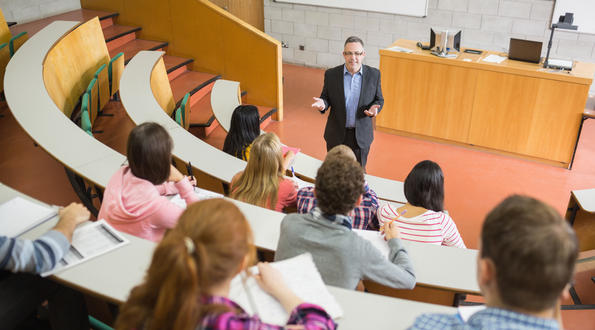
left=274, top=0, right=428, bottom=17
left=553, top=0, right=595, bottom=35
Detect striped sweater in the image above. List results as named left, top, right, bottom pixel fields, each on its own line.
left=0, top=230, right=69, bottom=274
left=378, top=204, right=466, bottom=248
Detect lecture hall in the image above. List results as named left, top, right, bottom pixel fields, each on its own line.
left=0, top=0, right=594, bottom=329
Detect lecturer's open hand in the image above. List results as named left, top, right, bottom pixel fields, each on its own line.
left=311, top=97, right=325, bottom=111
left=364, top=104, right=380, bottom=117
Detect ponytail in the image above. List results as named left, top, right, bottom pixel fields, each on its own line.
left=115, top=199, right=255, bottom=330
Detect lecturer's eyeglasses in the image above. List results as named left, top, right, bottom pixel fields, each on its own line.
left=343, top=51, right=364, bottom=56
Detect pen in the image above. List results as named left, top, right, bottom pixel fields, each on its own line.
left=390, top=209, right=407, bottom=225
left=291, top=166, right=295, bottom=177
left=186, top=161, right=195, bottom=184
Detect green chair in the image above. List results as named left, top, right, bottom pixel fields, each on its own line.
left=86, top=77, right=98, bottom=124
left=94, top=63, right=110, bottom=113
left=8, top=31, right=27, bottom=57
left=89, top=315, right=113, bottom=330
left=108, top=52, right=124, bottom=99
left=175, top=93, right=190, bottom=130
left=0, top=42, right=9, bottom=92
left=81, top=93, right=93, bottom=136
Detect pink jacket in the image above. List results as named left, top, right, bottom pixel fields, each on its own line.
left=98, top=166, right=200, bottom=242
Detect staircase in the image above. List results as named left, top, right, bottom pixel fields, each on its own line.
left=10, top=8, right=277, bottom=138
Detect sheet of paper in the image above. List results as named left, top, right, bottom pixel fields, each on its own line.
left=281, top=145, right=301, bottom=156
left=458, top=305, right=486, bottom=322
left=481, top=54, right=506, bottom=63
left=387, top=45, right=414, bottom=53
left=0, top=197, right=58, bottom=237
left=169, top=188, right=223, bottom=209
left=42, top=220, right=129, bottom=277
left=353, top=229, right=389, bottom=257
left=229, top=253, right=343, bottom=325
left=292, top=175, right=314, bottom=190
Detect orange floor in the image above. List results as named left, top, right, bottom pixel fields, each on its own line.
left=1, top=63, right=594, bottom=327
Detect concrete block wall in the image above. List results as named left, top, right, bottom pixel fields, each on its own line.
left=264, top=0, right=595, bottom=79
left=0, top=0, right=80, bottom=24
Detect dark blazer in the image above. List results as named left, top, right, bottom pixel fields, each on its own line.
left=319, top=64, right=384, bottom=149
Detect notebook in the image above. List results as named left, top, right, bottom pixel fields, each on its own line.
left=42, top=220, right=129, bottom=277
left=508, top=38, right=542, bottom=63
left=0, top=197, right=58, bottom=237
left=229, top=253, right=343, bottom=325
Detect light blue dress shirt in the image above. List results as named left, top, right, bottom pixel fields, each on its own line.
left=343, top=65, right=363, bottom=128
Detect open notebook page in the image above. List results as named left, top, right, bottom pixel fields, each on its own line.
left=0, top=196, right=58, bottom=237
left=229, top=253, right=343, bottom=326
left=42, top=220, right=129, bottom=277
left=353, top=229, right=390, bottom=257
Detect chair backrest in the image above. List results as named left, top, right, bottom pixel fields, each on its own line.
left=94, top=63, right=109, bottom=111
left=0, top=43, right=9, bottom=92
left=9, top=31, right=27, bottom=57
left=108, top=52, right=124, bottom=97
left=0, top=8, right=10, bottom=44
left=81, top=93, right=93, bottom=136
left=43, top=17, right=109, bottom=117
left=149, top=56, right=175, bottom=115
left=86, top=78, right=98, bottom=124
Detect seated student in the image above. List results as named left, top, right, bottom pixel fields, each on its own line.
left=410, top=195, right=578, bottom=329
left=230, top=132, right=297, bottom=212
left=378, top=160, right=465, bottom=248
left=275, top=155, right=416, bottom=290
left=115, top=199, right=336, bottom=330
left=98, top=122, right=199, bottom=242
left=222, top=105, right=261, bottom=161
left=0, top=203, right=90, bottom=329
left=297, top=144, right=379, bottom=230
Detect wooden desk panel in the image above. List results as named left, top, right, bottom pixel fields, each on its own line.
left=378, top=39, right=595, bottom=166
left=469, top=71, right=589, bottom=163
left=378, top=57, right=477, bottom=143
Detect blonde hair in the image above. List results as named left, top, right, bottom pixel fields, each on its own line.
left=326, top=145, right=356, bottom=162
left=230, top=132, right=284, bottom=209
left=115, top=199, right=256, bottom=330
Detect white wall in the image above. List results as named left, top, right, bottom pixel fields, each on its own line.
left=0, top=0, right=80, bottom=23
left=264, top=0, right=595, bottom=74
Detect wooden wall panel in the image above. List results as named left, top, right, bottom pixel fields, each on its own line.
left=378, top=57, right=476, bottom=143
left=43, top=17, right=110, bottom=117
left=150, top=57, right=175, bottom=115
left=81, top=0, right=283, bottom=120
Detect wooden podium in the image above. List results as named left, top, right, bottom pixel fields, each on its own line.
left=377, top=39, right=595, bottom=167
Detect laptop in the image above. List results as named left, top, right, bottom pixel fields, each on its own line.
left=508, top=38, right=542, bottom=63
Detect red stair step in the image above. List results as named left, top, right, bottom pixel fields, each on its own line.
left=170, top=71, right=219, bottom=108
left=103, top=24, right=141, bottom=50
left=188, top=90, right=219, bottom=138
left=108, top=39, right=168, bottom=63
left=163, top=55, right=194, bottom=80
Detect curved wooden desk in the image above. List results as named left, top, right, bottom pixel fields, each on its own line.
left=5, top=182, right=457, bottom=329
left=120, top=50, right=480, bottom=296
left=210, top=80, right=407, bottom=203
left=4, top=21, right=126, bottom=188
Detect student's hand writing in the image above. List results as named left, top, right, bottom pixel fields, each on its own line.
left=282, top=150, right=295, bottom=172
left=364, top=104, right=380, bottom=117
left=254, top=262, right=304, bottom=313
left=381, top=220, right=401, bottom=241
left=311, top=97, right=325, bottom=111
left=54, top=203, right=91, bottom=242
left=254, top=262, right=288, bottom=297
left=187, top=176, right=197, bottom=187
left=168, top=165, right=185, bottom=183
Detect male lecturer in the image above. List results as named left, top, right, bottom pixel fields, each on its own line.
left=312, top=36, right=384, bottom=170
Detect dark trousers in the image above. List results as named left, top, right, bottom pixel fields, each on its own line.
left=0, top=272, right=89, bottom=330
left=327, top=128, right=370, bottom=170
